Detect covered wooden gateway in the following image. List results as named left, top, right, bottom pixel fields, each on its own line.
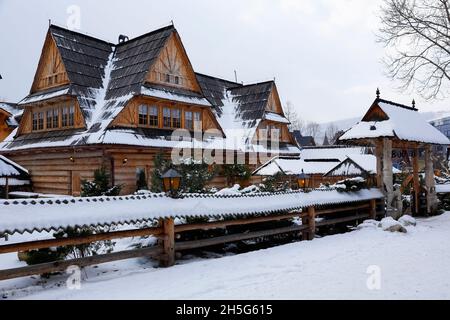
left=339, top=91, right=450, bottom=217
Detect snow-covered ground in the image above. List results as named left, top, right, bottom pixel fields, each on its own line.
left=2, top=213, right=450, bottom=300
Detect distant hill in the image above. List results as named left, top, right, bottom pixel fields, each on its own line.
left=316, top=110, right=450, bottom=145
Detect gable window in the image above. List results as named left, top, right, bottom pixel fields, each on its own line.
left=62, top=104, right=75, bottom=128
left=172, top=109, right=181, bottom=128
left=163, top=107, right=171, bottom=127
left=46, top=109, right=59, bottom=129
left=185, top=111, right=193, bottom=130
left=32, top=112, right=39, bottom=131
left=149, top=106, right=159, bottom=127
left=139, top=105, right=148, bottom=125
left=194, top=112, right=201, bottom=131
left=52, top=109, right=59, bottom=128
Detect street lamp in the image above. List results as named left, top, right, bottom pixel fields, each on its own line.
left=162, top=168, right=182, bottom=198
left=297, top=169, right=310, bottom=191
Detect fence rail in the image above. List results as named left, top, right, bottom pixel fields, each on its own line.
left=0, top=199, right=381, bottom=281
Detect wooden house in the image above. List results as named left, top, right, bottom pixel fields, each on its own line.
left=0, top=24, right=299, bottom=196
left=0, top=103, right=21, bottom=141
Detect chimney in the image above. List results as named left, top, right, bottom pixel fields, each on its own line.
left=118, top=34, right=129, bottom=44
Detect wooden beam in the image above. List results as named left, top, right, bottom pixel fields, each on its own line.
left=174, top=212, right=305, bottom=233
left=369, top=199, right=377, bottom=220
left=0, top=227, right=164, bottom=255
left=0, top=246, right=163, bottom=281
left=160, top=218, right=175, bottom=267
left=412, top=148, right=420, bottom=215
left=175, top=225, right=309, bottom=251
left=316, top=214, right=370, bottom=227
left=307, top=206, right=316, bottom=241
left=315, top=204, right=370, bottom=216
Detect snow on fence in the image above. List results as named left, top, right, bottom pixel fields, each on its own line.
left=0, top=189, right=383, bottom=235
left=0, top=189, right=384, bottom=281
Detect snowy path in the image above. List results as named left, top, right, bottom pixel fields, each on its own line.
left=1, top=213, right=450, bottom=299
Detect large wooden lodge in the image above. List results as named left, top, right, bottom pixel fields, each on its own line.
left=0, top=24, right=299, bottom=196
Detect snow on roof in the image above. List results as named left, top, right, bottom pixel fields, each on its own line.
left=18, top=87, right=70, bottom=105
left=0, top=178, right=30, bottom=186
left=0, top=155, right=29, bottom=177
left=254, top=157, right=340, bottom=176
left=263, top=112, right=290, bottom=124
left=0, top=189, right=384, bottom=235
left=141, top=85, right=212, bottom=107
left=340, top=100, right=450, bottom=145
left=300, top=147, right=366, bottom=162
left=436, top=184, right=450, bottom=194
left=325, top=154, right=401, bottom=177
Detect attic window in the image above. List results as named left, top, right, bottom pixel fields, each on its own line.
left=160, top=73, right=183, bottom=86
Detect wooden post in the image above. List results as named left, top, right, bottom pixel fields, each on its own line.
left=369, top=199, right=377, bottom=220
left=160, top=218, right=175, bottom=267
left=412, top=148, right=420, bottom=215
left=375, top=139, right=383, bottom=189
left=307, top=206, right=316, bottom=241
left=425, top=146, right=437, bottom=215
left=382, top=138, right=394, bottom=216
left=5, top=176, right=9, bottom=200
left=301, top=214, right=309, bottom=240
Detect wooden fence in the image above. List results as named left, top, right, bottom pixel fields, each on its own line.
left=0, top=199, right=379, bottom=281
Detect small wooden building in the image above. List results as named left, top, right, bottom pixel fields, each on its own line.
left=0, top=24, right=299, bottom=196
left=0, top=155, right=30, bottom=198
left=0, top=103, right=21, bottom=142
left=339, top=93, right=450, bottom=215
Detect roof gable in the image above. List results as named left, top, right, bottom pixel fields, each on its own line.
left=30, top=31, right=70, bottom=94
left=340, top=98, right=450, bottom=145
left=145, top=31, right=202, bottom=93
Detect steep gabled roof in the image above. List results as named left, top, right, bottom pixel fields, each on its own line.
left=107, top=25, right=175, bottom=100
left=49, top=25, right=114, bottom=92
left=228, top=81, right=274, bottom=125
left=0, top=102, right=22, bottom=128
left=340, top=98, right=450, bottom=145
left=195, top=72, right=242, bottom=115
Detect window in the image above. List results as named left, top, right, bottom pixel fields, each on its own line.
left=185, top=111, right=193, bottom=130
left=139, top=105, right=148, bottom=125
left=69, top=105, right=75, bottom=126
left=163, top=108, right=171, bottom=127
left=52, top=109, right=59, bottom=128
left=46, top=110, right=53, bottom=129
left=32, top=112, right=38, bottom=131
left=172, top=109, right=181, bottom=128
left=165, top=74, right=171, bottom=83
left=38, top=112, right=44, bottom=130
left=194, top=112, right=201, bottom=131
left=174, top=76, right=180, bottom=85
left=62, top=104, right=74, bottom=127
left=46, top=109, right=59, bottom=129
left=149, top=106, right=159, bottom=127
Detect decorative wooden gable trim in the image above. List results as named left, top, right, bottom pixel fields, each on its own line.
left=265, top=84, right=284, bottom=114
left=30, top=32, right=70, bottom=94
left=145, top=32, right=202, bottom=93
left=362, top=101, right=389, bottom=122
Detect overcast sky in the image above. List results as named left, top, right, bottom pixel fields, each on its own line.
left=1, top=0, right=449, bottom=123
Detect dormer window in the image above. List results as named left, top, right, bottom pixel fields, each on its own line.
left=62, top=105, right=74, bottom=127
left=138, top=104, right=159, bottom=127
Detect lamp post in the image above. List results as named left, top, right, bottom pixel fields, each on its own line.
left=298, top=169, right=310, bottom=191
left=162, top=168, right=182, bottom=198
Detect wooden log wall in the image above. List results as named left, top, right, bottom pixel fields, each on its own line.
left=5, top=148, right=106, bottom=196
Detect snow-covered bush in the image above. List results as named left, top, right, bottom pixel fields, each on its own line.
left=320, top=177, right=368, bottom=192
left=81, top=167, right=122, bottom=197
left=379, top=217, right=407, bottom=233
left=399, top=215, right=417, bottom=227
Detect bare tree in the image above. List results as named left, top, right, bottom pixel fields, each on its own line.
left=325, top=123, right=339, bottom=144
left=305, top=122, right=320, bottom=140
left=284, top=101, right=306, bottom=132
left=379, top=0, right=450, bottom=99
